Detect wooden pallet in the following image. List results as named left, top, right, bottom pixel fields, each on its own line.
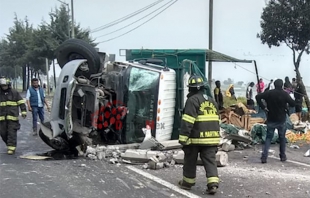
left=221, top=111, right=265, bottom=131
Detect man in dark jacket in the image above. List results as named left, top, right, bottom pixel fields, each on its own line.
left=0, top=77, right=27, bottom=155
left=294, top=80, right=304, bottom=124
left=255, top=79, right=295, bottom=163
left=178, top=75, right=220, bottom=195
left=213, top=80, right=224, bottom=110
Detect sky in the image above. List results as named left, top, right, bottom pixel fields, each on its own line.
left=0, top=0, right=309, bottom=85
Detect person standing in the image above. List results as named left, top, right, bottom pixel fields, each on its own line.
left=264, top=79, right=273, bottom=92
left=256, top=78, right=265, bottom=93
left=284, top=76, right=293, bottom=94
left=292, top=78, right=297, bottom=90
left=246, top=82, right=255, bottom=109
left=0, top=77, right=27, bottom=155
left=226, top=84, right=237, bottom=101
left=213, top=80, right=224, bottom=110
left=26, top=78, right=50, bottom=136
left=178, top=75, right=220, bottom=195
left=256, top=79, right=295, bottom=163
left=294, top=80, right=304, bottom=124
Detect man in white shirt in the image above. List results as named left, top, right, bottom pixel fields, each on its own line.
left=246, top=82, right=255, bottom=109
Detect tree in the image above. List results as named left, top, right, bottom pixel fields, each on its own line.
left=5, top=14, right=34, bottom=90
left=1, top=5, right=97, bottom=91
left=48, top=5, right=97, bottom=46
left=0, top=39, right=16, bottom=78
left=237, top=81, right=244, bottom=86
left=223, top=78, right=234, bottom=85
left=258, top=0, right=310, bottom=116
left=47, top=4, right=97, bottom=87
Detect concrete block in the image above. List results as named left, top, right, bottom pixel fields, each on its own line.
left=139, top=137, right=165, bottom=150
left=222, top=143, right=235, bottom=152
left=216, top=151, right=228, bottom=167
left=121, top=149, right=167, bottom=163
left=158, top=140, right=182, bottom=150
left=172, top=150, right=228, bottom=167
left=106, top=143, right=140, bottom=151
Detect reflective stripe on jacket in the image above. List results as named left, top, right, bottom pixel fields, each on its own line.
left=179, top=91, right=221, bottom=146
left=0, top=88, right=27, bottom=121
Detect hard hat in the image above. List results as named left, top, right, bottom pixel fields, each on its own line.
left=188, top=75, right=205, bottom=88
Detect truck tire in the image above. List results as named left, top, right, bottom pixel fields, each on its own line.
left=56, top=39, right=101, bottom=78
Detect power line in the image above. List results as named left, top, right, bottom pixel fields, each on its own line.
left=95, top=0, right=175, bottom=39
left=91, top=0, right=164, bottom=33
left=97, top=0, right=178, bottom=43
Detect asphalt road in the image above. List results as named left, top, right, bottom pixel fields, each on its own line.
left=1, top=109, right=310, bottom=198
left=0, top=112, right=185, bottom=198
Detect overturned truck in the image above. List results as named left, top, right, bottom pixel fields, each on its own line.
left=39, top=39, right=252, bottom=155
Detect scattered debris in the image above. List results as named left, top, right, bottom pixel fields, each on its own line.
left=259, top=149, right=275, bottom=156
left=121, top=149, right=167, bottom=163
left=222, top=141, right=236, bottom=152
left=290, top=145, right=300, bottom=149
left=304, top=149, right=310, bottom=157
left=172, top=150, right=228, bottom=167
left=220, top=104, right=264, bottom=130
left=139, top=127, right=165, bottom=150
left=20, top=155, right=52, bottom=160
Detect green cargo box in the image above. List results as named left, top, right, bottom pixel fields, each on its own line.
left=124, top=49, right=253, bottom=140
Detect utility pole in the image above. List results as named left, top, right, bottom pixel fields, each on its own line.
left=45, top=58, right=50, bottom=96
left=207, top=0, right=213, bottom=88
left=71, top=0, right=75, bottom=38
left=14, top=65, right=17, bottom=89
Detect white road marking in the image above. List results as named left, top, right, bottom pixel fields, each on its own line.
left=269, top=156, right=310, bottom=167
left=126, top=166, right=201, bottom=198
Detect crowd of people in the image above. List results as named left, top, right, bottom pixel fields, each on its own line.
left=213, top=76, right=306, bottom=123
left=213, top=77, right=306, bottom=164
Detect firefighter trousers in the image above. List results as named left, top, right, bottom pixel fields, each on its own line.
left=182, top=145, right=219, bottom=187
left=0, top=120, right=20, bottom=147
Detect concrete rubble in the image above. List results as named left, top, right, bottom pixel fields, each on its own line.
left=82, top=114, right=258, bottom=170
left=84, top=125, right=233, bottom=169
left=82, top=108, right=310, bottom=169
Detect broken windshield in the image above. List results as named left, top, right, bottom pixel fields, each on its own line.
left=129, top=67, right=160, bottom=91
left=124, top=66, right=160, bottom=143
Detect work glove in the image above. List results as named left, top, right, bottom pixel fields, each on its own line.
left=22, top=114, right=27, bottom=119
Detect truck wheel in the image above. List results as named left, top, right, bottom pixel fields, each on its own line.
left=56, top=39, right=101, bottom=78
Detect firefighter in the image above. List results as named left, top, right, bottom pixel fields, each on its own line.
left=178, top=75, right=221, bottom=195
left=0, top=77, right=27, bottom=155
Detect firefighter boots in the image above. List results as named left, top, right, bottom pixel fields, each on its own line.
left=7, top=146, right=16, bottom=155
left=207, top=183, right=219, bottom=195
left=178, top=180, right=192, bottom=190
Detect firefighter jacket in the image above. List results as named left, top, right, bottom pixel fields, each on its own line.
left=179, top=91, right=220, bottom=146
left=0, top=88, right=27, bottom=121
